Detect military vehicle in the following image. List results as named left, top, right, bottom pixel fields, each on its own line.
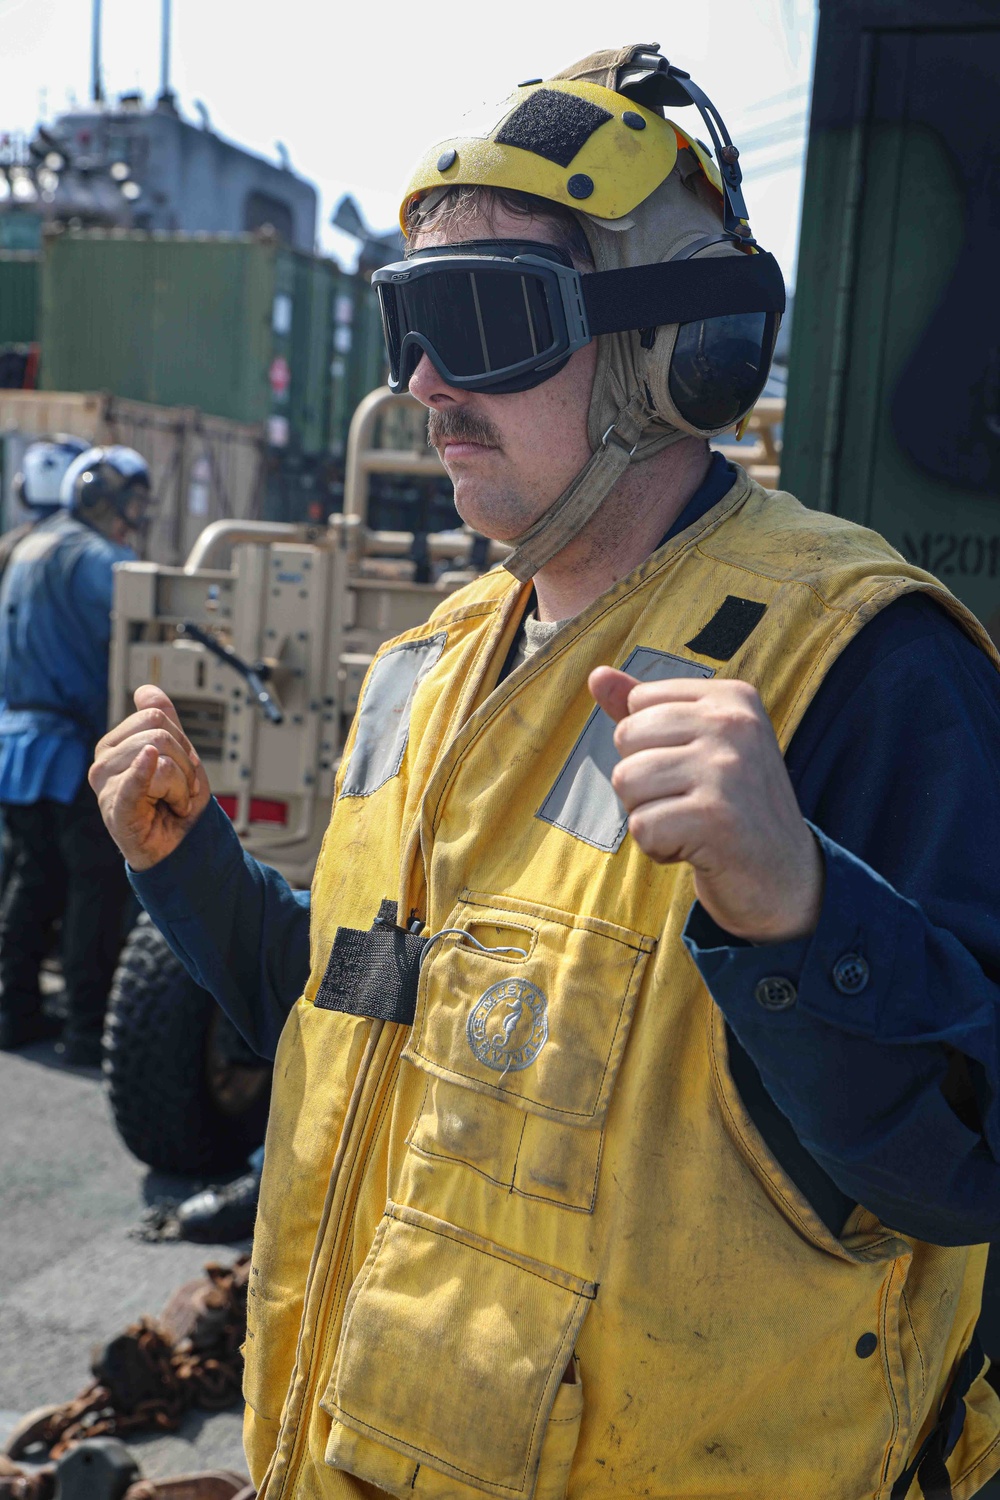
left=101, top=388, right=505, bottom=1172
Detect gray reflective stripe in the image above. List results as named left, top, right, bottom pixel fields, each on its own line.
left=341, top=632, right=447, bottom=798
left=536, top=647, right=715, bottom=852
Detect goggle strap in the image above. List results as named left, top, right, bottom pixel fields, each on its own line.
left=503, top=393, right=649, bottom=582
left=583, top=252, right=785, bottom=338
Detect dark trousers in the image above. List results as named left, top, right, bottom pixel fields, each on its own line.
left=0, top=781, right=130, bottom=1036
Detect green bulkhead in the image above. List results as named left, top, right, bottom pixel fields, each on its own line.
left=0, top=252, right=39, bottom=345
left=782, top=0, right=1000, bottom=643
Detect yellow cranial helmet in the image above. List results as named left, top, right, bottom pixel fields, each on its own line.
left=383, top=44, right=784, bottom=581
left=401, top=78, right=724, bottom=228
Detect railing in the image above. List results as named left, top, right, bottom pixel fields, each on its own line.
left=348, top=385, right=787, bottom=507
left=712, top=396, right=784, bottom=489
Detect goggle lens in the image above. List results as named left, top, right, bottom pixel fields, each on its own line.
left=400, top=271, right=491, bottom=377
left=376, top=255, right=565, bottom=392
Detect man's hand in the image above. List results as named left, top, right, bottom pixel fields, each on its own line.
left=589, top=667, right=824, bottom=944
left=89, top=685, right=211, bottom=872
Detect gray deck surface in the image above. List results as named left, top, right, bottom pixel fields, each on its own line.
left=0, top=1028, right=251, bottom=1484
left=4, top=997, right=1000, bottom=1499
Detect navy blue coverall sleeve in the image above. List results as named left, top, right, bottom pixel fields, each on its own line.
left=686, top=593, right=1000, bottom=1244
left=128, top=795, right=310, bottom=1060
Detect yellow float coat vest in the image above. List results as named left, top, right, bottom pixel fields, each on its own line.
left=245, top=470, right=1000, bottom=1500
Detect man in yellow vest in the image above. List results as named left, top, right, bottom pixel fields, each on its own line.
left=91, top=45, right=1000, bottom=1500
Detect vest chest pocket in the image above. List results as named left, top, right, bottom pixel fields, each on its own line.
left=402, top=891, right=655, bottom=1212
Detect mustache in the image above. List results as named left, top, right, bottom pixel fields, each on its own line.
left=427, top=408, right=503, bottom=450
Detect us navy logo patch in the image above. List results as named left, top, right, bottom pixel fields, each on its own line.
left=467, top=978, right=548, bottom=1074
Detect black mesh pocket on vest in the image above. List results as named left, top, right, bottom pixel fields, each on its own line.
left=314, top=899, right=427, bottom=1026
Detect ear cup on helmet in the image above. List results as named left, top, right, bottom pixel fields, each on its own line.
left=667, top=310, right=779, bottom=431
left=632, top=230, right=781, bottom=441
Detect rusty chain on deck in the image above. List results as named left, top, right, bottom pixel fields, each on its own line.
left=1, top=1258, right=250, bottom=1487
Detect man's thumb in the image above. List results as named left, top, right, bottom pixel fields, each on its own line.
left=589, top=666, right=640, bottom=724
left=134, top=682, right=181, bottom=723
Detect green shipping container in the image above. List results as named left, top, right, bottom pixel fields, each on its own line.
left=0, top=212, right=42, bottom=252
left=327, top=270, right=387, bottom=458
left=0, top=252, right=39, bottom=344
left=39, top=230, right=382, bottom=455
left=782, top=0, right=1000, bottom=642
left=290, top=253, right=335, bottom=455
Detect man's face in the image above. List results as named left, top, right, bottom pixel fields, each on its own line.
left=122, top=483, right=152, bottom=535
left=407, top=207, right=598, bottom=543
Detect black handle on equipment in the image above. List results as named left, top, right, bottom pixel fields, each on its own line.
left=177, top=621, right=285, bottom=725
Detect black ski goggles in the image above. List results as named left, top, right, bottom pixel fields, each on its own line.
left=373, top=238, right=786, bottom=395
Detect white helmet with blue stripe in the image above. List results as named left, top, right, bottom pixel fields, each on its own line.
left=13, top=436, right=90, bottom=516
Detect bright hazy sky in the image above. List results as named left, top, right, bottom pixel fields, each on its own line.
left=0, top=0, right=818, bottom=284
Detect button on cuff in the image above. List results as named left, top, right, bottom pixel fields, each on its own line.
left=832, top=953, right=870, bottom=996
left=754, top=975, right=798, bottom=1012
left=684, top=826, right=895, bottom=1040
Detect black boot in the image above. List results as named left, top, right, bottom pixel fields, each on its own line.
left=0, top=1007, right=63, bottom=1052
left=54, top=1026, right=104, bottom=1068
left=176, top=1170, right=260, bottom=1243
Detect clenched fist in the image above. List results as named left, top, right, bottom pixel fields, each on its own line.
left=589, top=667, right=824, bottom=944
left=89, top=685, right=211, bottom=871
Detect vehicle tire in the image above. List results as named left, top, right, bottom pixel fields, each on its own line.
left=104, top=913, right=272, bottom=1175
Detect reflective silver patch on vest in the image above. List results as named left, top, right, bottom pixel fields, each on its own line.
left=536, top=646, right=715, bottom=852
left=467, top=978, right=549, bottom=1074
left=341, top=632, right=447, bottom=798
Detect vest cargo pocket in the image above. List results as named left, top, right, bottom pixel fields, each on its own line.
left=532, top=1357, right=584, bottom=1500
left=321, top=1201, right=596, bottom=1499
left=408, top=1075, right=525, bottom=1188
left=408, top=1076, right=604, bottom=1214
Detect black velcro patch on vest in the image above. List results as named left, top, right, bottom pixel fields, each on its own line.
left=314, top=898, right=426, bottom=1026
left=495, top=89, right=612, bottom=168
left=685, top=596, right=768, bottom=661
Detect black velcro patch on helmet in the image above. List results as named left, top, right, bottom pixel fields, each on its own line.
left=684, top=596, right=767, bottom=661
left=495, top=89, right=613, bottom=168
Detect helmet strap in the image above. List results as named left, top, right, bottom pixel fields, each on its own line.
left=502, top=392, right=649, bottom=581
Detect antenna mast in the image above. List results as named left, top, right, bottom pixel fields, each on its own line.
left=159, top=0, right=175, bottom=104
left=90, top=0, right=103, bottom=104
